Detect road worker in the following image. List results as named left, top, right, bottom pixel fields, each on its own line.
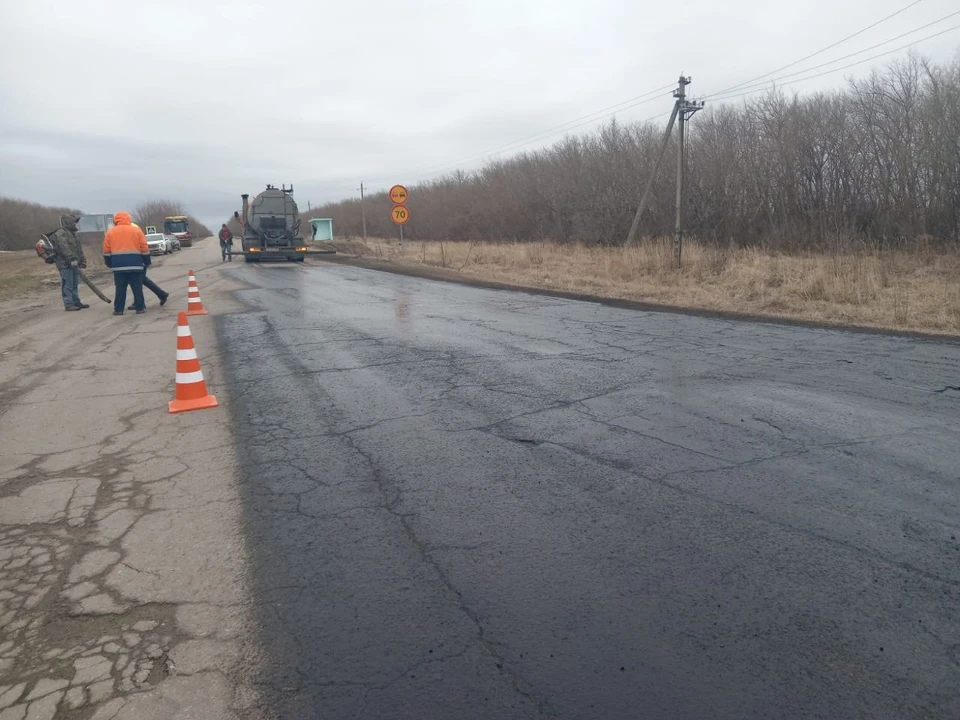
left=46, top=213, right=90, bottom=311
left=219, top=224, right=234, bottom=262
left=102, top=212, right=151, bottom=315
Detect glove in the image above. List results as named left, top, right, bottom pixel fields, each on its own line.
left=69, top=259, right=79, bottom=268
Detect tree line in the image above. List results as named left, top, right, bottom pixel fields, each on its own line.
left=0, top=197, right=211, bottom=251
left=308, top=55, right=960, bottom=250
left=0, top=198, right=83, bottom=251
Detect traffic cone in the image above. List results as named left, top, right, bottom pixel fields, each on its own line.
left=169, top=312, right=218, bottom=414
left=186, top=270, right=208, bottom=316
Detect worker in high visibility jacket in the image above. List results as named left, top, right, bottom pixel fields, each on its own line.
left=102, top=211, right=151, bottom=315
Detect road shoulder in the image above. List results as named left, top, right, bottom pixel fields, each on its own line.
left=0, top=240, right=267, bottom=719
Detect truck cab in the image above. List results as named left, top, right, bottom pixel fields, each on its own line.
left=163, top=216, right=193, bottom=247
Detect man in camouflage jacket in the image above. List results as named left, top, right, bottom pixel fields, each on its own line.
left=47, top=213, right=89, bottom=311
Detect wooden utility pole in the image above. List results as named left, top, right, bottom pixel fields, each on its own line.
left=359, top=182, right=367, bottom=239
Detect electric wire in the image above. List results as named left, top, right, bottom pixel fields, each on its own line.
left=706, top=0, right=928, bottom=98
left=708, top=22, right=960, bottom=102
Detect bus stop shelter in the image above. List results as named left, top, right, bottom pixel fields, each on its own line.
left=309, top=218, right=333, bottom=241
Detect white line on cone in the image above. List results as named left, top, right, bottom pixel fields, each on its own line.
left=175, top=370, right=205, bottom=384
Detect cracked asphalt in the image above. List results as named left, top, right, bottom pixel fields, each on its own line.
left=219, top=261, right=960, bottom=719
left=0, top=240, right=264, bottom=720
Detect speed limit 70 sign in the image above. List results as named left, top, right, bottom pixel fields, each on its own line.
left=391, top=205, right=410, bottom=225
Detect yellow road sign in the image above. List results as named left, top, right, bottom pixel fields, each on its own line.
left=389, top=185, right=408, bottom=205
left=391, top=205, right=411, bottom=225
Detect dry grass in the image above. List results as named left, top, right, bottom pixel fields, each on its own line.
left=351, top=238, right=960, bottom=335
left=0, top=250, right=107, bottom=301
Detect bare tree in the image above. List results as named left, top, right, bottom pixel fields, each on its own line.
left=0, top=197, right=83, bottom=251
left=309, top=54, right=960, bottom=251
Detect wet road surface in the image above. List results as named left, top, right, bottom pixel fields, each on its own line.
left=218, top=262, right=960, bottom=719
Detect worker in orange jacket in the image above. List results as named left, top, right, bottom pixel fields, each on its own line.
left=102, top=212, right=151, bottom=315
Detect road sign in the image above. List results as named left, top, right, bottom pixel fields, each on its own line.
left=146, top=225, right=157, bottom=234
left=391, top=205, right=411, bottom=225
left=389, top=185, right=408, bottom=205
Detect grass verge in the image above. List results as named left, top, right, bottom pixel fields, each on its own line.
left=0, top=250, right=108, bottom=302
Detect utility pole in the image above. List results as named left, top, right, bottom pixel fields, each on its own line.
left=673, top=76, right=688, bottom=268
left=625, top=102, right=679, bottom=248
left=625, top=74, right=703, bottom=266
left=673, top=75, right=703, bottom=268
left=359, top=182, right=367, bottom=239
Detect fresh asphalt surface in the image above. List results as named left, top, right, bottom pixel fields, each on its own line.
left=217, top=260, right=960, bottom=720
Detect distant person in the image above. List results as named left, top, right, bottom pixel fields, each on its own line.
left=45, top=213, right=90, bottom=311
left=311, top=224, right=317, bottom=240
left=102, top=211, right=150, bottom=315
left=218, top=224, right=233, bottom=262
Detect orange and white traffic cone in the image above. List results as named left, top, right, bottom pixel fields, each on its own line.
left=186, top=270, right=208, bottom=316
left=169, top=312, right=219, bottom=414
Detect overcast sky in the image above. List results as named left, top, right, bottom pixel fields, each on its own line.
left=1, top=0, right=958, bottom=228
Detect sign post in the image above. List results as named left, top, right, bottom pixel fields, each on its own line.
left=389, top=185, right=409, bottom=252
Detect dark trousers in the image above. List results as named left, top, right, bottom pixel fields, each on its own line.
left=142, top=269, right=167, bottom=300
left=114, top=272, right=145, bottom=314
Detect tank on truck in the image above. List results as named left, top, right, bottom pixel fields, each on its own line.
left=234, top=194, right=253, bottom=256
left=235, top=185, right=308, bottom=263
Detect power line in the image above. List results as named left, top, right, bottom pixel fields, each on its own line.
left=710, top=10, right=960, bottom=99
left=407, top=84, right=676, bottom=182
left=330, top=1, right=947, bottom=194
left=708, top=22, right=960, bottom=102
left=706, top=0, right=928, bottom=98
left=406, top=16, right=958, bottom=186
left=485, top=106, right=674, bottom=163
left=477, top=83, right=676, bottom=157
left=412, top=96, right=675, bottom=183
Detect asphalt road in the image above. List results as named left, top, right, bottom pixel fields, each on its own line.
left=218, top=261, right=960, bottom=720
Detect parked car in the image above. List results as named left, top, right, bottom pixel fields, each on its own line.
left=145, top=233, right=173, bottom=255
left=165, top=233, right=181, bottom=251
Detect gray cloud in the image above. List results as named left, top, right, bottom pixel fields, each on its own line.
left=1, top=0, right=957, bottom=228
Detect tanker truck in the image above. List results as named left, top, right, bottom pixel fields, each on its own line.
left=234, top=184, right=308, bottom=263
